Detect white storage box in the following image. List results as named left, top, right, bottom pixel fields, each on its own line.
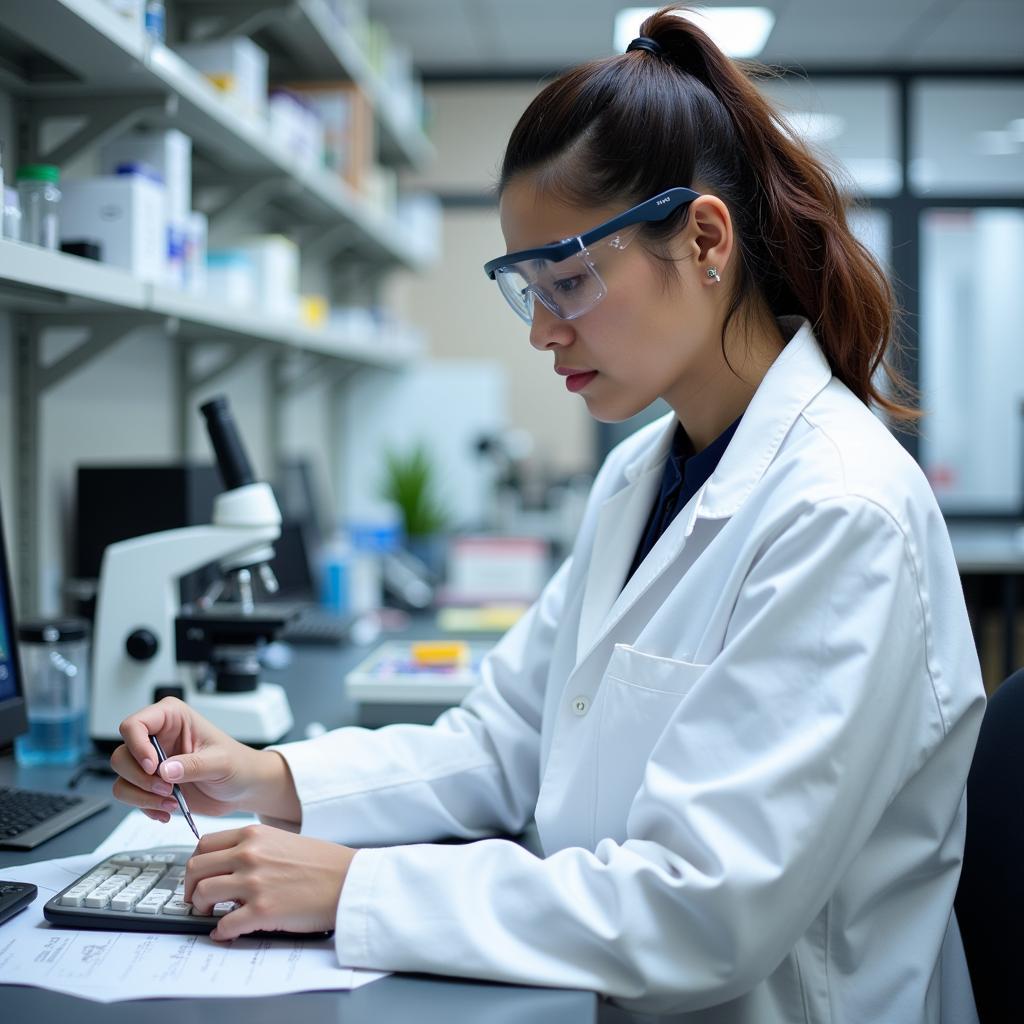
left=176, top=37, right=269, bottom=122
left=240, top=234, right=299, bottom=318
left=100, top=129, right=191, bottom=227
left=206, top=250, right=256, bottom=308
left=269, top=90, right=324, bottom=173
left=59, top=173, right=166, bottom=283
left=100, top=129, right=192, bottom=287
left=184, top=210, right=207, bottom=296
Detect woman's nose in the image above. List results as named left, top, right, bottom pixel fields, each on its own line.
left=529, top=300, right=574, bottom=351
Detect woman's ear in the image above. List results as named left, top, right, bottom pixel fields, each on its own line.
left=688, top=195, right=734, bottom=283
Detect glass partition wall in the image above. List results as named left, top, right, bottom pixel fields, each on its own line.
left=596, top=71, right=1024, bottom=524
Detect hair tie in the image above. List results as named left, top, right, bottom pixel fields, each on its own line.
left=626, top=36, right=664, bottom=58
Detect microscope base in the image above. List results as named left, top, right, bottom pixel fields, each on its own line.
left=191, top=683, right=294, bottom=745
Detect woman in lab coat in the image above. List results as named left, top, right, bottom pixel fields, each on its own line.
left=110, top=7, right=986, bottom=1021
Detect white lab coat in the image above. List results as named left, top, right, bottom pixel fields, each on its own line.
left=270, top=315, right=986, bottom=1022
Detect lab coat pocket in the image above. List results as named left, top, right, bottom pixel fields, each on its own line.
left=595, top=645, right=708, bottom=845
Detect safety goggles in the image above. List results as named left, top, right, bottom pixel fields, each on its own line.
left=484, top=187, right=701, bottom=323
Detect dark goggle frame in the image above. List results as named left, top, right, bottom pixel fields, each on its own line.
left=483, top=186, right=702, bottom=281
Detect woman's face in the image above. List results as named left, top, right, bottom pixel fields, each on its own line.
left=498, top=175, right=734, bottom=424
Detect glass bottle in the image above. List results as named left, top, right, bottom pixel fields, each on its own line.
left=16, top=164, right=61, bottom=250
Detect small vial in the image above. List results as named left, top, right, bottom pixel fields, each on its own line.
left=3, top=188, right=21, bottom=241
left=16, top=164, right=61, bottom=250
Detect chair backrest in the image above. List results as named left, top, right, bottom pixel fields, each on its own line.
left=954, top=667, right=1024, bottom=1023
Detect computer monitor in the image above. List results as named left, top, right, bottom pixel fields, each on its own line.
left=0, top=493, right=30, bottom=750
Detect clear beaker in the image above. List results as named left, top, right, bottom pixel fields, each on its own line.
left=14, top=618, right=90, bottom=766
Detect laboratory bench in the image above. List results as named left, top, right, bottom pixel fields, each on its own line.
left=0, top=638, right=600, bottom=1024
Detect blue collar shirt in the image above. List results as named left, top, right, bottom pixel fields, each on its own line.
left=624, top=414, right=743, bottom=588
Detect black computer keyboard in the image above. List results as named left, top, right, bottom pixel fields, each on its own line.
left=278, top=607, right=353, bottom=646
left=0, top=785, right=109, bottom=850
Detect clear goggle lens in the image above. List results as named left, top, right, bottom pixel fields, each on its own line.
left=494, top=249, right=607, bottom=324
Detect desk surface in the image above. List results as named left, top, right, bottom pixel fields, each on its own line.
left=0, top=638, right=598, bottom=1024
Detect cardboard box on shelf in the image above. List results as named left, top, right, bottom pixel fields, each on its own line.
left=281, top=82, right=374, bottom=191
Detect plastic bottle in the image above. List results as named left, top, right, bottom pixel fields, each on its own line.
left=16, top=164, right=61, bottom=249
left=319, top=533, right=353, bottom=616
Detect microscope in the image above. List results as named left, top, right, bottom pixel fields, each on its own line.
left=89, top=396, right=295, bottom=748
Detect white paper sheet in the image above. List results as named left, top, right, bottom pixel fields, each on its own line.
left=92, top=808, right=261, bottom=857
left=0, top=850, right=388, bottom=1002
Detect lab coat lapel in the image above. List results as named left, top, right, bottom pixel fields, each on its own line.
left=576, top=462, right=663, bottom=656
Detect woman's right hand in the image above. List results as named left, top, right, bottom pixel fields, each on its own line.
left=110, top=697, right=283, bottom=822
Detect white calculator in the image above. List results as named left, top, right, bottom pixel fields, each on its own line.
left=43, top=846, right=331, bottom=938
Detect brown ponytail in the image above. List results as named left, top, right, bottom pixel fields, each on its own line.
left=498, top=4, right=920, bottom=425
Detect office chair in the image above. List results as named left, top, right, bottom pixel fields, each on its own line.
left=954, top=667, right=1024, bottom=1024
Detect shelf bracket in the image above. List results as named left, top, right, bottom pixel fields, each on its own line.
left=276, top=353, right=344, bottom=397
left=12, top=311, right=152, bottom=613
left=31, top=314, right=153, bottom=392
left=22, top=96, right=168, bottom=167
left=180, top=336, right=266, bottom=395
left=203, top=176, right=291, bottom=236
left=299, top=221, right=363, bottom=263
left=176, top=0, right=289, bottom=43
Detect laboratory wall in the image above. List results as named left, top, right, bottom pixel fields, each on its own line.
left=388, top=82, right=595, bottom=478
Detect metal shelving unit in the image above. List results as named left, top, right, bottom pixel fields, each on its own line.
left=173, top=0, right=435, bottom=169
left=3, top=1, right=433, bottom=271
left=0, top=0, right=437, bottom=611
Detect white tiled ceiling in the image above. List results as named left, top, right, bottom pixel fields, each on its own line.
left=366, top=0, right=1024, bottom=73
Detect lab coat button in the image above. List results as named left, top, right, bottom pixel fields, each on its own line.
left=571, top=695, right=589, bottom=716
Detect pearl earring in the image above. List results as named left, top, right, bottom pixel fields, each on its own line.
left=706, top=267, right=721, bottom=283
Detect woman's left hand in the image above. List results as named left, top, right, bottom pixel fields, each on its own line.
left=184, top=824, right=357, bottom=941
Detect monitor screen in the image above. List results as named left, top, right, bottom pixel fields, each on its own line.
left=0, top=491, right=28, bottom=747
left=0, top=585, right=14, bottom=703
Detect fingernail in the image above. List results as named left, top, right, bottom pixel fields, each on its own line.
left=142, top=758, right=155, bottom=774
left=162, top=761, right=184, bottom=781
left=162, top=799, right=178, bottom=812
left=154, top=782, right=173, bottom=796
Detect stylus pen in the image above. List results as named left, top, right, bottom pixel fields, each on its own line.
left=149, top=734, right=201, bottom=841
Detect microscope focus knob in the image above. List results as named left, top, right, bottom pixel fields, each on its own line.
left=126, top=628, right=159, bottom=661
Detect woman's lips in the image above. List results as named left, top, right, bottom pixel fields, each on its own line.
left=564, top=370, right=598, bottom=393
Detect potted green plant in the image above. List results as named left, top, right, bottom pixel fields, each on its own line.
left=379, top=442, right=451, bottom=578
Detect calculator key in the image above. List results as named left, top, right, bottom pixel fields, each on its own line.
left=162, top=898, right=192, bottom=916
left=115, top=867, right=141, bottom=878
left=212, top=901, right=237, bottom=917
left=135, top=890, right=172, bottom=913
left=110, top=891, right=143, bottom=911
left=80, top=871, right=113, bottom=888
left=60, top=890, right=88, bottom=907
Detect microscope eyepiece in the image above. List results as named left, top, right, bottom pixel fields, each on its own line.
left=200, top=395, right=256, bottom=491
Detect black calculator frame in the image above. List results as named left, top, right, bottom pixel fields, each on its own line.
left=43, top=847, right=333, bottom=939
